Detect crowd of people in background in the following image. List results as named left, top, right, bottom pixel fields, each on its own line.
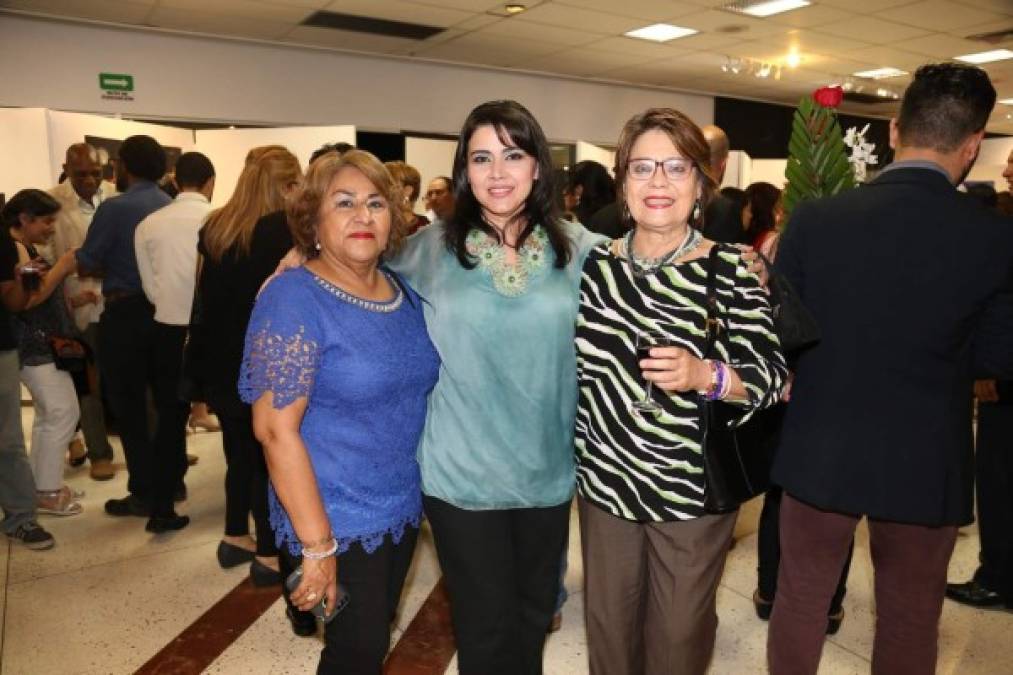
left=1, top=59, right=1013, bottom=675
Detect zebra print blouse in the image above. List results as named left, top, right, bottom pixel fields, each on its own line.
left=575, top=242, right=788, bottom=522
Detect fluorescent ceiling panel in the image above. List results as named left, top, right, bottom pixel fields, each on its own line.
left=852, top=67, right=908, bottom=79
left=624, top=23, right=698, bottom=42
left=725, top=0, right=812, bottom=18
left=955, top=49, right=1013, bottom=64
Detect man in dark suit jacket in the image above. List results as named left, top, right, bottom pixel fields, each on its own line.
left=701, top=125, right=745, bottom=244
left=767, top=63, right=1013, bottom=675
left=946, top=149, right=1013, bottom=610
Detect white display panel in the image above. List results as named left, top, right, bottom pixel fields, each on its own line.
left=0, top=108, right=53, bottom=199
left=194, top=125, right=356, bottom=207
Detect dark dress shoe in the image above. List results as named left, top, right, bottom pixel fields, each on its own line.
left=174, top=484, right=187, bottom=503
left=217, top=541, right=256, bottom=569
left=753, top=589, right=773, bottom=621
left=105, top=495, right=150, bottom=518
left=946, top=580, right=1004, bottom=608
left=286, top=607, right=317, bottom=637
left=146, top=514, right=191, bottom=533
left=250, top=558, right=283, bottom=587
left=826, top=608, right=845, bottom=635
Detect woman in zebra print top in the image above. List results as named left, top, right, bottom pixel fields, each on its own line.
left=575, top=109, right=788, bottom=675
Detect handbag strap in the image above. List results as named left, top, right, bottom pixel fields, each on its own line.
left=702, top=244, right=725, bottom=359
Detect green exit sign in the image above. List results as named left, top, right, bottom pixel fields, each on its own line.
left=99, top=73, right=133, bottom=92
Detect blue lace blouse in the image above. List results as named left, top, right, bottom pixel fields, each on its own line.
left=239, top=266, right=440, bottom=556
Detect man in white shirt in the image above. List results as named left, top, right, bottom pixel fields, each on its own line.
left=48, top=143, right=118, bottom=481
left=134, top=152, right=214, bottom=533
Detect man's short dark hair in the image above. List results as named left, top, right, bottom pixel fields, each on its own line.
left=118, top=135, right=167, bottom=182
left=435, top=175, right=454, bottom=191
left=897, top=63, right=996, bottom=152
left=309, top=142, right=354, bottom=166
left=175, top=152, right=215, bottom=189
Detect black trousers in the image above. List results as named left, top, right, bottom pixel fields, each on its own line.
left=973, top=402, right=1013, bottom=600
left=423, top=496, right=570, bottom=675
left=280, top=528, right=419, bottom=674
left=151, top=323, right=189, bottom=517
left=758, top=485, right=853, bottom=614
left=98, top=296, right=156, bottom=503
left=215, top=402, right=276, bottom=557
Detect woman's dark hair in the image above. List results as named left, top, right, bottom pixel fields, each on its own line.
left=614, top=108, right=716, bottom=231
left=743, top=182, right=781, bottom=239
left=118, top=135, right=167, bottom=182
left=444, top=100, right=570, bottom=269
left=1, top=189, right=61, bottom=228
left=566, top=160, right=615, bottom=226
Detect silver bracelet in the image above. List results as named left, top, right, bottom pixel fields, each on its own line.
left=301, top=538, right=338, bottom=560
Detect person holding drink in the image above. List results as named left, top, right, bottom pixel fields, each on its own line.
left=574, top=108, right=787, bottom=675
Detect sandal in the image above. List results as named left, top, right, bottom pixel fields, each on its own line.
left=60, top=485, right=86, bottom=500
left=36, top=490, right=83, bottom=517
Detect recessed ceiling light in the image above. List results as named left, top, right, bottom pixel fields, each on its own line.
left=723, top=0, right=811, bottom=18
left=625, top=23, right=698, bottom=42
left=853, top=67, right=908, bottom=79
left=955, top=49, right=1013, bottom=64
left=785, top=52, right=801, bottom=68
left=504, top=4, right=526, bottom=14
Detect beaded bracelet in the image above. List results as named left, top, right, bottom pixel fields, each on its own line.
left=717, top=362, right=732, bottom=400
left=704, top=361, right=728, bottom=401
left=302, top=538, right=338, bottom=560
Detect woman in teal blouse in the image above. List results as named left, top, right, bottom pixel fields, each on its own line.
left=389, top=100, right=601, bottom=674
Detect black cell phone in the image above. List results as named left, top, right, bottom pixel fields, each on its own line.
left=284, top=566, right=349, bottom=625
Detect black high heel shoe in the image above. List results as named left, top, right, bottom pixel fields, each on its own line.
left=250, top=557, right=283, bottom=586
left=217, top=541, right=255, bottom=569
left=286, top=607, right=317, bottom=637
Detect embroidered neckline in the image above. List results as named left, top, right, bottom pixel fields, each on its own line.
left=465, top=225, right=549, bottom=297
left=306, top=267, right=404, bottom=313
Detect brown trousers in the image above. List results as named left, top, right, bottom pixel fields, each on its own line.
left=579, top=497, right=737, bottom=675
left=768, top=493, right=958, bottom=675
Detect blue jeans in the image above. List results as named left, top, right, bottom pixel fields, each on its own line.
left=0, top=349, right=38, bottom=533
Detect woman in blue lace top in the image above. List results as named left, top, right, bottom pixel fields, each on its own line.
left=241, top=150, right=439, bottom=673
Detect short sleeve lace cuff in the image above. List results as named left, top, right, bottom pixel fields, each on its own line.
left=239, top=321, right=321, bottom=409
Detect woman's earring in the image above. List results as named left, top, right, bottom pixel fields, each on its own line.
left=692, top=199, right=701, bottom=223
left=314, top=240, right=321, bottom=251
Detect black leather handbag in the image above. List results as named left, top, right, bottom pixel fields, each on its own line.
left=758, top=252, right=820, bottom=353
left=701, top=245, right=772, bottom=514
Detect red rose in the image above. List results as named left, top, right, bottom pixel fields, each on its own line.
left=812, top=86, right=844, bottom=108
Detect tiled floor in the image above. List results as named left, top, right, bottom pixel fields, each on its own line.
left=3, top=404, right=1012, bottom=674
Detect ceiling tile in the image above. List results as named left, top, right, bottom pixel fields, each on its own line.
left=478, top=20, right=601, bottom=47
left=415, top=32, right=565, bottom=66
left=840, top=45, right=935, bottom=71
left=874, top=0, right=1005, bottom=32
left=819, top=0, right=924, bottom=10
left=892, top=32, right=996, bottom=58
left=320, top=0, right=473, bottom=27
left=676, top=9, right=793, bottom=38
left=158, top=0, right=312, bottom=22
left=815, top=16, right=932, bottom=43
left=760, top=29, right=876, bottom=58
left=450, top=13, right=502, bottom=31
left=0, top=0, right=154, bottom=23
left=147, top=7, right=292, bottom=39
left=513, top=3, right=646, bottom=34
left=590, top=35, right=694, bottom=58
left=553, top=0, right=702, bottom=22
left=669, top=31, right=751, bottom=50
left=765, top=4, right=854, bottom=29
left=397, top=0, right=507, bottom=11
left=946, top=0, right=1013, bottom=14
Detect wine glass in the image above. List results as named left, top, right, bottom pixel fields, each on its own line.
left=631, top=330, right=672, bottom=415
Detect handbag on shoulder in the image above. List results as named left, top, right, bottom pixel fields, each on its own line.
left=758, top=252, right=820, bottom=353
left=700, top=245, right=773, bottom=514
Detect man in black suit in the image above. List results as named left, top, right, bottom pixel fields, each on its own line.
left=946, top=148, right=1013, bottom=610
left=700, top=125, right=745, bottom=244
left=767, top=63, right=1013, bottom=675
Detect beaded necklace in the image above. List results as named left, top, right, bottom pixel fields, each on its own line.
left=310, top=268, right=404, bottom=313
left=623, top=226, right=701, bottom=278
left=466, top=225, right=549, bottom=297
